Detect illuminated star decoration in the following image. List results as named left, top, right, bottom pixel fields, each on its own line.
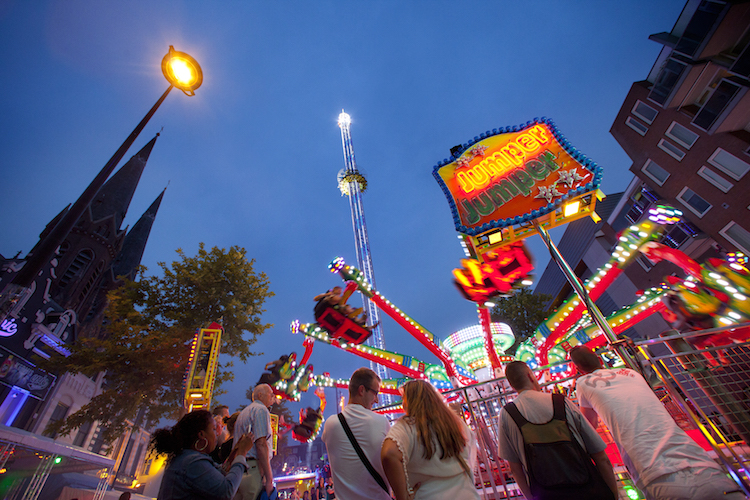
left=467, top=145, right=488, bottom=158
left=455, top=145, right=489, bottom=168
left=535, top=184, right=563, bottom=203
left=456, top=156, right=472, bottom=168
left=557, top=168, right=587, bottom=188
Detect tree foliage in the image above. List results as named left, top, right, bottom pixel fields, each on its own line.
left=490, top=288, right=551, bottom=355
left=41, top=244, right=273, bottom=445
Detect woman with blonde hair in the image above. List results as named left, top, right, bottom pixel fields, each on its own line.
left=381, top=379, right=479, bottom=500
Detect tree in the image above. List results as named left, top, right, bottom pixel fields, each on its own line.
left=490, top=288, right=552, bottom=355
left=41, top=243, right=273, bottom=445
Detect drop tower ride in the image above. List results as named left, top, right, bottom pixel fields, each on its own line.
left=336, top=111, right=391, bottom=388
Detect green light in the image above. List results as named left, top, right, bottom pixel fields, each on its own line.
left=626, top=486, right=639, bottom=500
left=54, top=457, right=62, bottom=464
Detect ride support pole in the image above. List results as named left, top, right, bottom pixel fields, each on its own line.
left=533, top=221, right=638, bottom=370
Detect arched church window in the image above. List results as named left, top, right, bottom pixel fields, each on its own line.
left=58, top=249, right=94, bottom=289
left=78, top=260, right=105, bottom=304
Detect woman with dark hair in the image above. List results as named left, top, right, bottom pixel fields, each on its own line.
left=152, top=409, right=254, bottom=500
left=381, top=380, right=479, bottom=500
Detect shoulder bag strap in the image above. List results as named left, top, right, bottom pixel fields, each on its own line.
left=337, top=413, right=389, bottom=492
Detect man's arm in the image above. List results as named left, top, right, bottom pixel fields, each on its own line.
left=590, top=450, right=618, bottom=497
left=581, top=406, right=599, bottom=428
left=507, top=461, right=532, bottom=500
left=255, top=436, right=274, bottom=495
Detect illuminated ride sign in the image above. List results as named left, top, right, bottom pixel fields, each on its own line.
left=453, top=241, right=534, bottom=303
left=184, top=323, right=223, bottom=412
left=433, top=118, right=603, bottom=255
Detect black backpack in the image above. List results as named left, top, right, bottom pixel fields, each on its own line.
left=503, top=393, right=614, bottom=500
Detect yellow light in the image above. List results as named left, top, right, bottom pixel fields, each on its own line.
left=563, top=200, right=580, bottom=217
left=169, top=59, right=193, bottom=84
left=488, top=231, right=503, bottom=245
left=161, top=45, right=203, bottom=96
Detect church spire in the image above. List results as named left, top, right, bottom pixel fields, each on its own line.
left=89, top=134, right=159, bottom=228
left=112, top=188, right=165, bottom=280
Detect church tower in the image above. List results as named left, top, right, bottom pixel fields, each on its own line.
left=0, top=135, right=163, bottom=431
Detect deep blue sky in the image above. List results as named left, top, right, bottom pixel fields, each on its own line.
left=0, top=1, right=685, bottom=415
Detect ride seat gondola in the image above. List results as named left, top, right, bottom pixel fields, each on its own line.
left=317, top=306, right=372, bottom=344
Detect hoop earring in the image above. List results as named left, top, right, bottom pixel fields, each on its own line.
left=195, top=437, right=209, bottom=452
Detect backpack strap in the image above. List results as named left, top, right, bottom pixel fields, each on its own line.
left=551, top=393, right=567, bottom=422
left=337, top=413, right=389, bottom=493
left=503, top=401, right=529, bottom=429
left=505, top=394, right=567, bottom=429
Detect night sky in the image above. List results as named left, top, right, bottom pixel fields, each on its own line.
left=0, top=1, right=685, bottom=416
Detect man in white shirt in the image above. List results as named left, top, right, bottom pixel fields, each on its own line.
left=322, top=368, right=391, bottom=500
left=570, top=345, right=744, bottom=500
left=497, top=361, right=617, bottom=500
left=234, top=384, right=275, bottom=500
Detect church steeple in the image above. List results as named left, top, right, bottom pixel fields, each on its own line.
left=112, top=188, right=165, bottom=280
left=89, top=134, right=158, bottom=228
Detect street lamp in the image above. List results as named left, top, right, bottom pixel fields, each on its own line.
left=162, top=45, right=203, bottom=96
left=0, top=46, right=202, bottom=317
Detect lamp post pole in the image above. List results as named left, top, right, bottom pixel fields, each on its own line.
left=533, top=220, right=638, bottom=370
left=0, top=46, right=202, bottom=318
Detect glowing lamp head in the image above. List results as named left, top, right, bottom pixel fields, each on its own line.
left=563, top=200, right=580, bottom=217
left=162, top=46, right=203, bottom=96
left=338, top=111, right=351, bottom=128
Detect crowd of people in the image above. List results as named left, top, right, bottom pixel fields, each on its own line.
left=149, top=347, right=744, bottom=500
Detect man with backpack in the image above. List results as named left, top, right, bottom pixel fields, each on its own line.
left=497, top=361, right=617, bottom=500
left=570, top=345, right=744, bottom=500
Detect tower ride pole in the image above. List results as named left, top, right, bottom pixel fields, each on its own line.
left=337, top=111, right=390, bottom=391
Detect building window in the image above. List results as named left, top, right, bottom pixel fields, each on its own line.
left=649, top=58, right=689, bottom=106
left=73, top=420, right=93, bottom=447
left=641, top=159, right=670, bottom=186
left=720, top=221, right=750, bottom=254
left=625, top=117, right=649, bottom=136
left=692, top=79, right=743, bottom=131
left=677, top=187, right=712, bottom=217
left=131, top=442, right=147, bottom=476
left=731, top=40, right=750, bottom=77
left=88, top=425, right=106, bottom=455
left=698, top=166, right=733, bottom=192
left=664, top=122, right=699, bottom=149
left=78, top=261, right=105, bottom=305
left=632, top=100, right=658, bottom=124
left=625, top=194, right=651, bottom=224
left=58, top=249, right=94, bottom=289
left=658, top=139, right=686, bottom=161
left=673, top=0, right=726, bottom=57
left=43, top=403, right=70, bottom=439
left=707, top=148, right=750, bottom=180
left=663, top=225, right=691, bottom=249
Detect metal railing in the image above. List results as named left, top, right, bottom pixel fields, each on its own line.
left=634, top=326, right=750, bottom=495
left=436, top=324, right=750, bottom=498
